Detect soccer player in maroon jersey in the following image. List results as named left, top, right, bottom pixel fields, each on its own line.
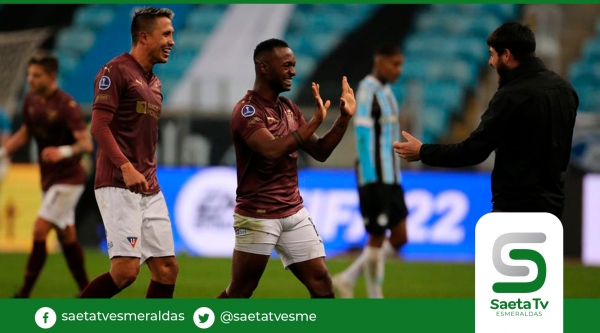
left=79, top=7, right=178, bottom=298
left=217, top=39, right=356, bottom=298
left=0, top=52, right=92, bottom=298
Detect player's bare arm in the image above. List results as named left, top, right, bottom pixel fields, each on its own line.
left=0, top=124, right=30, bottom=157
left=301, top=76, right=356, bottom=162
left=393, top=131, right=422, bottom=162
left=244, top=82, right=332, bottom=161
left=41, top=129, right=93, bottom=163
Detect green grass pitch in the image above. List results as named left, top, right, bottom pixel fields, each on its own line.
left=1, top=252, right=598, bottom=298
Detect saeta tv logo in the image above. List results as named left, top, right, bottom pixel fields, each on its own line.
left=492, top=232, right=546, bottom=293
left=475, top=213, right=563, bottom=333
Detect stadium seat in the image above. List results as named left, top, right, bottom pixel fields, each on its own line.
left=162, top=49, right=198, bottom=73
left=431, top=4, right=517, bottom=22
left=142, top=4, right=228, bottom=101
left=390, top=84, right=404, bottom=104
left=175, top=30, right=211, bottom=52
left=405, top=34, right=455, bottom=58
left=421, top=105, right=450, bottom=138
left=577, top=86, right=600, bottom=112
left=73, top=5, right=115, bottom=30
left=423, top=81, right=464, bottom=111
left=401, top=59, right=432, bottom=82
left=56, top=28, right=95, bottom=55
left=56, top=51, right=80, bottom=76
left=284, top=4, right=380, bottom=99
left=399, top=4, right=521, bottom=141
left=583, top=40, right=600, bottom=62
left=186, top=8, right=225, bottom=31
left=479, top=4, right=517, bottom=21
left=569, top=61, right=600, bottom=83
left=294, top=55, right=317, bottom=77
left=466, top=15, right=501, bottom=38
left=455, top=36, right=487, bottom=63
left=284, top=33, right=312, bottom=55
left=307, top=32, right=341, bottom=57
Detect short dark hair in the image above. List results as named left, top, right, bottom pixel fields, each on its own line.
left=253, top=38, right=289, bottom=63
left=375, top=43, right=402, bottom=57
left=131, top=7, right=174, bottom=45
left=487, top=22, right=536, bottom=61
left=28, top=51, right=59, bottom=75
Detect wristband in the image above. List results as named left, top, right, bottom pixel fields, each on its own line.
left=58, top=145, right=75, bottom=158
left=292, top=131, right=304, bottom=147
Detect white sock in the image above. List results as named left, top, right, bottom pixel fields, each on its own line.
left=339, top=249, right=368, bottom=285
left=362, top=246, right=384, bottom=298
left=383, top=239, right=397, bottom=259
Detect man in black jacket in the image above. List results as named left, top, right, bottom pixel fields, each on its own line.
left=394, top=22, right=578, bottom=219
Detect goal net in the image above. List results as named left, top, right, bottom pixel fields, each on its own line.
left=0, top=28, right=53, bottom=115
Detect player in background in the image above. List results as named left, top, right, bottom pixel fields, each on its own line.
left=0, top=52, right=92, bottom=298
left=0, top=105, right=13, bottom=238
left=79, top=7, right=178, bottom=298
left=0, top=105, right=12, bottom=182
left=333, top=44, right=408, bottom=298
left=217, top=39, right=356, bottom=298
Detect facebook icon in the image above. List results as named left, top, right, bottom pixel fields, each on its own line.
left=35, top=307, right=56, bottom=329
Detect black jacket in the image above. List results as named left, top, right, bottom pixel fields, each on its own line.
left=420, top=57, right=578, bottom=218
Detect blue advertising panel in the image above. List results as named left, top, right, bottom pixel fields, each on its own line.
left=152, top=167, right=491, bottom=262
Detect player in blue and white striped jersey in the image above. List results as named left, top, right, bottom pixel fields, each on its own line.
left=333, top=44, right=408, bottom=298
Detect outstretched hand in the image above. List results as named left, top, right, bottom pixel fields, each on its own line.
left=339, top=76, right=356, bottom=118
left=393, top=131, right=422, bottom=162
left=312, top=82, right=331, bottom=123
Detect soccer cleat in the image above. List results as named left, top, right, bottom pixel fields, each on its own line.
left=332, top=274, right=355, bottom=299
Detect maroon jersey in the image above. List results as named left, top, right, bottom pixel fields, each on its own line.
left=22, top=89, right=87, bottom=191
left=92, top=53, right=162, bottom=193
left=230, top=90, right=306, bottom=219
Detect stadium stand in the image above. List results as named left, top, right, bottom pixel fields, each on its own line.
left=153, top=4, right=228, bottom=99
left=283, top=4, right=381, bottom=97
left=54, top=4, right=224, bottom=104
left=568, top=17, right=600, bottom=112
left=394, top=4, right=519, bottom=143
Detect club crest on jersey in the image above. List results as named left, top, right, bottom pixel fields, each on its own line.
left=241, top=105, right=255, bottom=117
left=285, top=109, right=295, bottom=123
left=127, top=237, right=138, bottom=248
left=99, top=76, right=111, bottom=90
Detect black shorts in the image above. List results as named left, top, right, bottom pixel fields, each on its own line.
left=358, top=183, right=409, bottom=235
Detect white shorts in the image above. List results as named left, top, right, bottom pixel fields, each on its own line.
left=233, top=207, right=326, bottom=269
left=38, top=184, right=85, bottom=229
left=95, top=187, right=175, bottom=264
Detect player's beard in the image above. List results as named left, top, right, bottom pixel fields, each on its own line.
left=495, top=60, right=510, bottom=86
left=32, top=82, right=49, bottom=96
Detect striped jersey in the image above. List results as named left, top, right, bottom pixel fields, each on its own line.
left=354, top=75, right=402, bottom=186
